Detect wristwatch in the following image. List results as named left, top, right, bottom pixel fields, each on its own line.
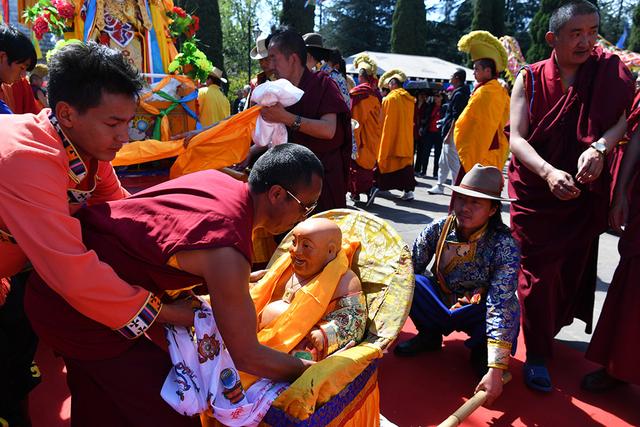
left=291, top=115, right=302, bottom=131
left=590, top=140, right=607, bottom=156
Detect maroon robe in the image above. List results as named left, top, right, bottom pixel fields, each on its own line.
left=23, top=171, right=253, bottom=425
left=507, top=48, right=634, bottom=357
left=287, top=68, right=351, bottom=212
left=585, top=92, right=640, bottom=384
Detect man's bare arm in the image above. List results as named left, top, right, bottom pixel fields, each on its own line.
left=261, top=103, right=337, bottom=139
left=509, top=72, right=580, bottom=200
left=175, top=247, right=309, bottom=382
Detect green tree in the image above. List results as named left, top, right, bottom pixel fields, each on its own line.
left=324, top=0, right=394, bottom=56
left=280, top=0, right=315, bottom=33
left=629, top=1, right=640, bottom=52
left=504, top=0, right=540, bottom=59
left=472, top=0, right=506, bottom=36
left=178, top=0, right=224, bottom=73
left=390, top=0, right=429, bottom=54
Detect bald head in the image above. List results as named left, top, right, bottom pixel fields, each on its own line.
left=289, top=218, right=343, bottom=278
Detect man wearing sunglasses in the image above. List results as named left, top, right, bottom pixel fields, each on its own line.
left=24, top=144, right=324, bottom=426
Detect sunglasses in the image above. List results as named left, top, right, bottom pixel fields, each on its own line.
left=285, top=188, right=318, bottom=217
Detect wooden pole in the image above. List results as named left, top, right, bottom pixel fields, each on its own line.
left=437, top=371, right=513, bottom=427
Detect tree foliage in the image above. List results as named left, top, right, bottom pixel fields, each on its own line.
left=280, top=0, right=315, bottom=33
left=324, top=0, right=394, bottom=56
left=629, top=1, right=640, bottom=52
left=178, top=0, right=224, bottom=74
left=472, top=0, right=506, bottom=36
left=390, top=0, right=429, bottom=55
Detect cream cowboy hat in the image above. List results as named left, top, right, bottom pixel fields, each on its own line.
left=445, top=164, right=515, bottom=202
left=250, top=32, right=269, bottom=60
left=208, top=66, right=227, bottom=84
left=457, top=30, right=508, bottom=73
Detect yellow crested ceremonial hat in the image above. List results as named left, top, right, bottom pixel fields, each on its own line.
left=379, top=68, right=407, bottom=89
left=353, top=53, right=377, bottom=76
left=457, top=30, right=508, bottom=73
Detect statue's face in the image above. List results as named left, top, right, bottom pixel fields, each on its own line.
left=288, top=219, right=341, bottom=279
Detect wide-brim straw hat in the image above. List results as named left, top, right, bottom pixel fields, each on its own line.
left=444, top=163, right=515, bottom=202
left=250, top=32, right=269, bottom=60
left=208, top=66, right=227, bottom=84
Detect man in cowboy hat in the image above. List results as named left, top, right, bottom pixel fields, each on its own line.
left=261, top=27, right=351, bottom=212
left=368, top=68, right=416, bottom=204
left=244, top=32, right=275, bottom=111
left=395, top=163, right=520, bottom=407
left=508, top=0, right=634, bottom=393
left=453, top=30, right=510, bottom=184
left=197, top=66, right=230, bottom=127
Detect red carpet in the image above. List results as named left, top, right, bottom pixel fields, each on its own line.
left=30, top=319, right=640, bottom=427
left=379, top=319, right=640, bottom=427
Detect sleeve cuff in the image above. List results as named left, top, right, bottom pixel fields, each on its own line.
left=319, top=321, right=340, bottom=356
left=114, top=293, right=162, bottom=339
left=487, top=339, right=512, bottom=370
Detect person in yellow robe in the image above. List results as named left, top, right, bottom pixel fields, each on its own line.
left=454, top=31, right=510, bottom=181
left=369, top=68, right=416, bottom=204
left=348, top=53, right=383, bottom=205
left=198, top=67, right=231, bottom=127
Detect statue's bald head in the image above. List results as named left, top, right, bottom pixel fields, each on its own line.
left=289, top=218, right=343, bottom=278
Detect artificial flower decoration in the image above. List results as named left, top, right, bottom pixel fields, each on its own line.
left=24, top=0, right=76, bottom=39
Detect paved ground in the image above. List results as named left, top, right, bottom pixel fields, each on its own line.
left=345, top=167, right=620, bottom=354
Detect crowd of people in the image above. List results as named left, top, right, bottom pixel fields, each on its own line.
left=1, top=0, right=639, bottom=425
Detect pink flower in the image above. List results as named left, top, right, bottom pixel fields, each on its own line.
left=32, top=15, right=50, bottom=39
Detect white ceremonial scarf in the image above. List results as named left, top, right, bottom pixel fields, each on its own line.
left=161, top=297, right=288, bottom=426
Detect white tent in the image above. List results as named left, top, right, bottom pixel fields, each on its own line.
left=345, top=51, right=474, bottom=83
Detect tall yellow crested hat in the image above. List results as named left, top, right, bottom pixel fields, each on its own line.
left=458, top=30, right=508, bottom=73
left=353, top=53, right=377, bottom=76
left=379, top=68, right=407, bottom=89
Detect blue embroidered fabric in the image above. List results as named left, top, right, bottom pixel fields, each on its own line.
left=412, top=216, right=520, bottom=345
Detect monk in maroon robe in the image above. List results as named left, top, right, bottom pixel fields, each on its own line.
left=508, top=1, right=634, bottom=392
left=261, top=28, right=351, bottom=212
left=24, top=146, right=322, bottom=426
left=582, top=91, right=640, bottom=391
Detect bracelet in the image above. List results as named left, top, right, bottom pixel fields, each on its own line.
left=291, top=115, right=302, bottom=131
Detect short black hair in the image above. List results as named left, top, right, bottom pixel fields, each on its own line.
left=0, top=25, right=36, bottom=72
left=475, top=58, right=498, bottom=79
left=48, top=41, right=143, bottom=112
left=249, top=144, right=324, bottom=194
left=549, top=0, right=599, bottom=34
left=452, top=68, right=466, bottom=82
left=269, top=27, right=307, bottom=67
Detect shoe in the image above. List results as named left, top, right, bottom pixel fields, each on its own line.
left=581, top=368, right=627, bottom=393
left=523, top=361, right=553, bottom=393
left=427, top=186, right=445, bottom=195
left=394, top=333, right=443, bottom=357
left=365, top=187, right=379, bottom=207
left=349, top=193, right=361, bottom=203
left=401, top=191, right=414, bottom=201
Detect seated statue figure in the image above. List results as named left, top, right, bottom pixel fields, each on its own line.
left=251, top=218, right=367, bottom=361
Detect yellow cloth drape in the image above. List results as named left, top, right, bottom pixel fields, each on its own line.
left=240, top=241, right=358, bottom=387
left=149, top=0, right=178, bottom=68
left=454, top=79, right=510, bottom=172
left=377, top=88, right=415, bottom=174
left=198, top=84, right=231, bottom=128
left=170, top=106, right=260, bottom=178
left=352, top=95, right=382, bottom=170
left=112, top=106, right=260, bottom=171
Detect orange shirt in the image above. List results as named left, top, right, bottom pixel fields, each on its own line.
left=0, top=110, right=151, bottom=331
